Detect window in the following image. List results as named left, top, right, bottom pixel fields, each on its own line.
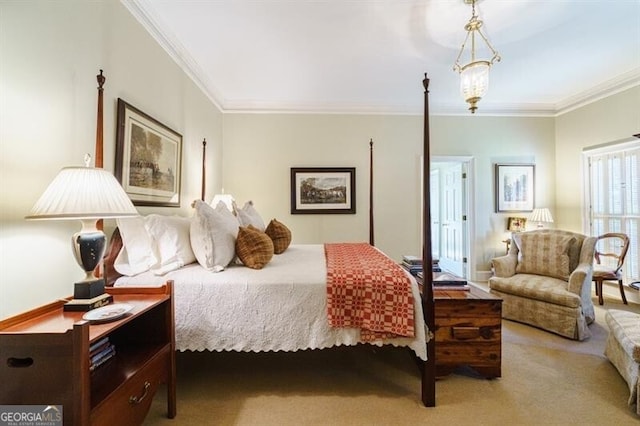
left=585, top=139, right=640, bottom=283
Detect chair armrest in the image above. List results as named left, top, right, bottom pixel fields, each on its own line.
left=567, top=264, right=593, bottom=295
left=492, top=254, right=517, bottom=277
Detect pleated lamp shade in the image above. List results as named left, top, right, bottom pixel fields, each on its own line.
left=530, top=208, right=554, bottom=228
left=210, top=193, right=235, bottom=212
left=26, top=167, right=138, bottom=220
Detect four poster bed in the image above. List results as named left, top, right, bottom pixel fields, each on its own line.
left=99, top=73, right=437, bottom=406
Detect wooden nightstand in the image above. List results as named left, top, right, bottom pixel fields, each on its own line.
left=0, top=283, right=176, bottom=426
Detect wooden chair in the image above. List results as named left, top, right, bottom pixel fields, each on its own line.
left=593, top=233, right=630, bottom=305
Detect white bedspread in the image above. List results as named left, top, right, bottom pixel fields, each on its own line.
left=115, top=244, right=427, bottom=360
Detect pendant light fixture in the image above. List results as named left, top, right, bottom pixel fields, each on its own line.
left=453, top=0, right=501, bottom=113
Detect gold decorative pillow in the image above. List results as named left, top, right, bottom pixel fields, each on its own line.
left=514, top=232, right=575, bottom=280
left=235, top=226, right=274, bottom=269
left=265, top=219, right=292, bottom=254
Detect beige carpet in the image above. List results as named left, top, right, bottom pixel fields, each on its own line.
left=144, top=292, right=640, bottom=425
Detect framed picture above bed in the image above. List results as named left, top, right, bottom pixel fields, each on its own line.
left=494, top=163, right=535, bottom=212
left=290, top=167, right=356, bottom=214
left=115, top=98, right=182, bottom=207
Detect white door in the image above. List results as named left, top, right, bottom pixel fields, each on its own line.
left=430, top=169, right=440, bottom=261
left=437, top=162, right=466, bottom=277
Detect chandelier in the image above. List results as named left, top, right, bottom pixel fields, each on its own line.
left=453, top=0, right=501, bottom=113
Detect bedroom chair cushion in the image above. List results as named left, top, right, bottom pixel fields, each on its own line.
left=605, top=309, right=640, bottom=413
left=234, top=200, right=266, bottom=231
left=235, top=226, right=274, bottom=269
left=513, top=232, right=576, bottom=280
left=265, top=219, right=292, bottom=254
left=191, top=200, right=239, bottom=272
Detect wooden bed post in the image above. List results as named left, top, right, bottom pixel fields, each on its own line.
left=421, top=73, right=436, bottom=407
left=369, top=138, right=374, bottom=246
left=95, top=70, right=105, bottom=169
left=201, top=138, right=207, bottom=201
left=94, top=70, right=106, bottom=280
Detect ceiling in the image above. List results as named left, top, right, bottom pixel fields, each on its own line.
left=125, top=0, right=640, bottom=116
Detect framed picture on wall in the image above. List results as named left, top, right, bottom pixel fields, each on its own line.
left=115, top=98, right=182, bottom=207
left=495, top=164, right=535, bottom=212
left=290, top=167, right=356, bottom=214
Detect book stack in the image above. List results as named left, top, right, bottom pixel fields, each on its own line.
left=401, top=255, right=423, bottom=277
left=89, top=337, right=116, bottom=372
left=433, top=278, right=470, bottom=291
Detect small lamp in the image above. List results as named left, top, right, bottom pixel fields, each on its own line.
left=210, top=189, right=235, bottom=212
left=26, top=155, right=138, bottom=310
left=530, top=208, right=554, bottom=229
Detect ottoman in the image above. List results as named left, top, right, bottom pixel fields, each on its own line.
left=604, top=309, right=640, bottom=415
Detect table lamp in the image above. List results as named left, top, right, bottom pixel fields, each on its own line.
left=210, top=189, right=235, bottom=212
left=26, top=155, right=138, bottom=310
left=530, top=208, right=554, bottom=229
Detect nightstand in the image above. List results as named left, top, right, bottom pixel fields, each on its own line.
left=0, top=283, right=176, bottom=425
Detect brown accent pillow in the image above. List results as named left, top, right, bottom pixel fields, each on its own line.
left=265, top=219, right=292, bottom=254
left=235, top=226, right=274, bottom=269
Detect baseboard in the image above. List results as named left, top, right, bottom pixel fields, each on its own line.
left=601, top=281, right=640, bottom=305
left=475, top=270, right=493, bottom=282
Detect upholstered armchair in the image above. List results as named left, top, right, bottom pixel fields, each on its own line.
left=489, top=230, right=597, bottom=341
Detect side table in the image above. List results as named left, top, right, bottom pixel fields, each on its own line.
left=0, top=283, right=176, bottom=425
left=414, top=272, right=502, bottom=378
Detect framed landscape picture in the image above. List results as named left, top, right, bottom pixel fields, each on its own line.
left=495, top=164, right=535, bottom=212
left=290, top=167, right=356, bottom=214
left=115, top=98, right=182, bottom=207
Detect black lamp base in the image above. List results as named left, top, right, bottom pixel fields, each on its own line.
left=73, top=278, right=105, bottom=299
left=63, top=278, right=111, bottom=312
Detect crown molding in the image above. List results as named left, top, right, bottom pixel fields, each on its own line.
left=555, top=69, right=640, bottom=116
left=123, top=0, right=640, bottom=118
left=122, top=0, right=225, bottom=111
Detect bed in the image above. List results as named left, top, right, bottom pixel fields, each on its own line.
left=95, top=73, right=437, bottom=407
left=112, top=244, right=427, bottom=359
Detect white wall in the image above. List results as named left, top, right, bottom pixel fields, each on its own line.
left=222, top=113, right=556, bottom=279
left=0, top=1, right=223, bottom=319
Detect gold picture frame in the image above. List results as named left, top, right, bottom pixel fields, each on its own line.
left=115, top=98, right=182, bottom=207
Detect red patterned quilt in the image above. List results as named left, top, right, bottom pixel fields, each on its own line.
left=325, top=243, right=415, bottom=342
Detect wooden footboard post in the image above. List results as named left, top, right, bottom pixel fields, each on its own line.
left=369, top=138, right=374, bottom=246
left=421, top=74, right=436, bottom=407
left=201, top=138, right=207, bottom=201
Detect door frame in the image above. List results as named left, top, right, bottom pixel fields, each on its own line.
left=432, top=156, right=475, bottom=280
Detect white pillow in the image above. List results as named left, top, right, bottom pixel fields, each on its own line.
left=234, top=200, right=265, bottom=231
left=114, top=216, right=157, bottom=276
left=190, top=199, right=239, bottom=272
left=145, top=215, right=196, bottom=275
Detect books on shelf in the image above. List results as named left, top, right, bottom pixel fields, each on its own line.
left=402, top=255, right=422, bottom=265
left=401, top=255, right=423, bottom=277
left=89, top=336, right=116, bottom=372
left=433, top=284, right=470, bottom=291
left=64, top=293, right=113, bottom=312
left=434, top=279, right=468, bottom=286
